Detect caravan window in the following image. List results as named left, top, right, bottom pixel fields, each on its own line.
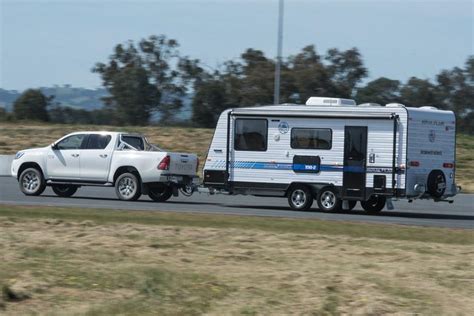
left=291, top=128, right=332, bottom=150
left=234, top=119, right=268, bottom=151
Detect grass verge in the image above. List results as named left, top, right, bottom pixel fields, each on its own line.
left=0, top=205, right=472, bottom=245
left=0, top=205, right=473, bottom=315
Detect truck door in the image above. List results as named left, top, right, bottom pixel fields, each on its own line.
left=343, top=126, right=368, bottom=199
left=79, top=134, right=113, bottom=181
left=47, top=134, right=86, bottom=179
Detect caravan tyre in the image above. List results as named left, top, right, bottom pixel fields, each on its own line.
left=316, top=187, right=341, bottom=212
left=287, top=185, right=313, bottom=211
left=361, top=195, right=386, bottom=214
left=427, top=170, right=446, bottom=198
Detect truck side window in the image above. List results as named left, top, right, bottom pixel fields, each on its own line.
left=56, top=134, right=86, bottom=150
left=291, top=128, right=332, bottom=150
left=234, top=119, right=268, bottom=151
left=86, top=134, right=112, bottom=150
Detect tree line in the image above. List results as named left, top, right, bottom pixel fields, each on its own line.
left=2, top=35, right=473, bottom=133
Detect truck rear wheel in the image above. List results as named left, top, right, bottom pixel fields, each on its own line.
left=115, top=173, right=142, bottom=201
left=148, top=184, right=173, bottom=202
left=287, top=185, right=313, bottom=211
left=52, top=184, right=78, bottom=197
left=361, top=195, right=386, bottom=214
left=19, top=168, right=46, bottom=196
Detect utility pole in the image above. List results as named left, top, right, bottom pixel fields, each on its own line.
left=273, top=0, right=284, bottom=105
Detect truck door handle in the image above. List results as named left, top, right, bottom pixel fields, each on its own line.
left=71, top=154, right=79, bottom=158
left=99, top=154, right=108, bottom=158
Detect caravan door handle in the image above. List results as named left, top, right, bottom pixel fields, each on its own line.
left=99, top=154, right=108, bottom=158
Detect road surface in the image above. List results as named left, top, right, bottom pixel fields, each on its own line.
left=0, top=177, right=472, bottom=229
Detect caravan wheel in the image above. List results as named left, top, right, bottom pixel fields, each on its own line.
left=316, top=187, right=341, bottom=212
left=287, top=185, right=313, bottom=211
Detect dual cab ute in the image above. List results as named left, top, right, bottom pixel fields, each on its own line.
left=11, top=132, right=199, bottom=201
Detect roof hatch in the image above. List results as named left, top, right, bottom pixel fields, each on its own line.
left=305, top=97, right=356, bottom=106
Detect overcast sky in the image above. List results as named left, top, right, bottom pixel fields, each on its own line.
left=0, top=0, right=472, bottom=91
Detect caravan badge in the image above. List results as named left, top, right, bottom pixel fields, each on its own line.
left=429, top=130, right=436, bottom=142
left=278, top=122, right=289, bottom=134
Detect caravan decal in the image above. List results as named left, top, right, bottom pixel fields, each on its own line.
left=209, top=161, right=394, bottom=174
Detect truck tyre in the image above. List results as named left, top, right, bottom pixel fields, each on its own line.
left=287, top=185, right=313, bottom=211
left=148, top=184, right=173, bottom=202
left=316, top=187, right=341, bottom=212
left=19, top=167, right=46, bottom=196
left=361, top=195, right=386, bottom=214
left=115, top=172, right=142, bottom=201
left=427, top=170, right=446, bottom=198
left=52, top=185, right=78, bottom=197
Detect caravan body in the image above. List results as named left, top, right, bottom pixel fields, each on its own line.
left=203, top=97, right=458, bottom=211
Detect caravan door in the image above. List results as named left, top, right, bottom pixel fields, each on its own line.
left=342, top=126, right=368, bottom=199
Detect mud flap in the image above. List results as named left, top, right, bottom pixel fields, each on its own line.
left=386, top=198, right=394, bottom=210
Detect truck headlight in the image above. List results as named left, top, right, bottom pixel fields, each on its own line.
left=14, top=152, right=25, bottom=160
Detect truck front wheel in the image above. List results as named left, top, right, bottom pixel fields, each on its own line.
left=115, top=173, right=142, bottom=201
left=19, top=168, right=46, bottom=196
left=148, top=183, right=173, bottom=202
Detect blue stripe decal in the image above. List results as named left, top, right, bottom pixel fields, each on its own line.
left=211, top=160, right=394, bottom=174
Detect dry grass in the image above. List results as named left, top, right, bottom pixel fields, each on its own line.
left=0, top=122, right=472, bottom=191
left=0, top=206, right=473, bottom=315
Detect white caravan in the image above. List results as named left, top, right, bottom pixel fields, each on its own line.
left=202, top=97, right=460, bottom=213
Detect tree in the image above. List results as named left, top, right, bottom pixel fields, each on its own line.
left=399, top=77, right=439, bottom=107
left=191, top=79, right=228, bottom=128
left=13, top=89, right=50, bottom=121
left=325, top=47, right=368, bottom=97
left=287, top=45, right=336, bottom=103
left=356, top=77, right=401, bottom=105
left=93, top=35, right=185, bottom=124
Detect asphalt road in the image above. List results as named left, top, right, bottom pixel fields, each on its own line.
left=0, top=177, right=473, bottom=229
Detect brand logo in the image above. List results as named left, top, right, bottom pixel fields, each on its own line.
left=429, top=130, right=436, bottom=142
left=278, top=121, right=289, bottom=134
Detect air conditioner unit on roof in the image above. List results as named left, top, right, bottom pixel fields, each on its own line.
left=305, top=97, right=356, bottom=106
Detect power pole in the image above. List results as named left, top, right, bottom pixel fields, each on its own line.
left=273, top=0, right=284, bottom=105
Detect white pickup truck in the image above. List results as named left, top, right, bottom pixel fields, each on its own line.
left=11, top=132, right=199, bottom=201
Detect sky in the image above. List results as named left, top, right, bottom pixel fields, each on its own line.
left=0, top=0, right=472, bottom=91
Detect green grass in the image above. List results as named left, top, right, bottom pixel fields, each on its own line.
left=0, top=205, right=472, bottom=245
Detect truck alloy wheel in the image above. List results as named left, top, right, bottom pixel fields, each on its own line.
left=115, top=173, right=142, bottom=201
left=287, top=185, right=313, bottom=211
left=19, top=168, right=46, bottom=196
left=52, top=185, right=78, bottom=197
left=316, top=187, right=341, bottom=212
left=361, top=195, right=386, bottom=214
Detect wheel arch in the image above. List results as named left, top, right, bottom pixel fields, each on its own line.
left=17, top=162, right=44, bottom=180
left=113, top=166, right=142, bottom=185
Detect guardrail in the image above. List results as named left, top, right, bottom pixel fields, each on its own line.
left=0, top=155, right=14, bottom=176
